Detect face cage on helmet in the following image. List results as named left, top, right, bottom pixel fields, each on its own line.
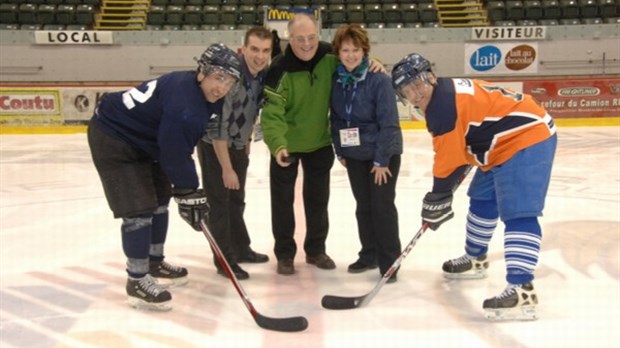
left=395, top=71, right=432, bottom=100
left=200, top=64, right=241, bottom=94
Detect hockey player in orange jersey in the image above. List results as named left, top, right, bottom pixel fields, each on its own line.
left=392, top=53, right=557, bottom=321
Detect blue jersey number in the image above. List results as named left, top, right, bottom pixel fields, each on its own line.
left=122, top=80, right=157, bottom=109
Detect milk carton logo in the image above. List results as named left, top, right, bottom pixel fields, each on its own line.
left=469, top=45, right=502, bottom=72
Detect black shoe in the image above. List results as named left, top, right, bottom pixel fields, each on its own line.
left=217, top=264, right=249, bottom=280
left=237, top=249, right=269, bottom=263
left=347, top=260, right=378, bottom=274
left=306, top=254, right=336, bottom=270
left=277, top=259, right=295, bottom=275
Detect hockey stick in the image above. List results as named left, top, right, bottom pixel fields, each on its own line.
left=199, top=220, right=309, bottom=332
left=321, top=165, right=473, bottom=310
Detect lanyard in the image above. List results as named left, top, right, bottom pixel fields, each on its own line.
left=343, top=83, right=358, bottom=127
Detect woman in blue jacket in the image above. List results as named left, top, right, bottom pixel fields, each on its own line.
left=330, top=24, right=404, bottom=282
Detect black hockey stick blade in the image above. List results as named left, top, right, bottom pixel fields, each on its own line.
left=254, top=313, right=309, bottom=332
left=199, top=220, right=309, bottom=332
left=321, top=295, right=363, bottom=310
left=321, top=165, right=474, bottom=311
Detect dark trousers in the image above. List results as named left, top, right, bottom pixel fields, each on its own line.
left=197, top=142, right=251, bottom=265
left=346, top=155, right=402, bottom=274
left=270, top=145, right=335, bottom=260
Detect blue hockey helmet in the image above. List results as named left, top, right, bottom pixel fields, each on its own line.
left=391, top=53, right=433, bottom=98
left=197, top=43, right=241, bottom=81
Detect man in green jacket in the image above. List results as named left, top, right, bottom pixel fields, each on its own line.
left=261, top=13, right=338, bottom=275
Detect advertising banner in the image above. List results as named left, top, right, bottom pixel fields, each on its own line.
left=523, top=77, right=620, bottom=118
left=34, top=31, right=114, bottom=45
left=0, top=85, right=130, bottom=124
left=0, top=88, right=62, bottom=124
left=264, top=7, right=320, bottom=39
left=465, top=42, right=538, bottom=75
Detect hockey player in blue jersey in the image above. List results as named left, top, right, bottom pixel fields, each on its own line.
left=87, top=43, right=241, bottom=311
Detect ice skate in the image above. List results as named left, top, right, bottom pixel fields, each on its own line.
left=442, top=254, right=489, bottom=279
left=126, top=274, right=172, bottom=311
left=483, top=282, right=538, bottom=321
left=149, top=260, right=189, bottom=288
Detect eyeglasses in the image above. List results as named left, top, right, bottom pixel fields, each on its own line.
left=292, top=35, right=318, bottom=45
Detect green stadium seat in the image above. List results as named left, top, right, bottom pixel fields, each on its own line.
left=75, top=4, right=94, bottom=25
left=18, top=3, right=37, bottom=24
left=0, top=3, right=18, bottom=24
left=598, top=0, right=617, bottom=17
left=401, top=3, right=419, bottom=23
left=165, top=5, right=184, bottom=25
left=506, top=1, right=525, bottom=20
left=56, top=5, right=76, bottom=26
left=238, top=4, right=257, bottom=25
left=579, top=0, right=599, bottom=17
left=487, top=1, right=506, bottom=22
left=542, top=0, right=561, bottom=18
left=559, top=0, right=580, bottom=17
left=183, top=5, right=202, bottom=25
left=582, top=16, right=603, bottom=23
left=364, top=3, right=383, bottom=23
left=418, top=3, right=438, bottom=23
left=202, top=5, right=219, bottom=25
left=220, top=4, right=237, bottom=25
left=382, top=3, right=401, bottom=23
left=36, top=4, right=56, bottom=25
left=347, top=3, right=364, bottom=23
left=524, top=0, right=544, bottom=19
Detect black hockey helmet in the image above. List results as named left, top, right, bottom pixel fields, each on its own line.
left=391, top=53, right=433, bottom=98
left=196, top=43, right=241, bottom=81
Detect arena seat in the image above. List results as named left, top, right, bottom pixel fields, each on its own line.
left=418, top=2, right=438, bottom=23
left=560, top=17, right=581, bottom=23
left=524, top=0, right=544, bottom=20
left=238, top=5, right=258, bottom=25
left=559, top=0, right=580, bottom=18
left=38, top=4, right=58, bottom=25
left=505, top=1, right=526, bottom=20
left=43, top=23, right=65, bottom=30
left=183, top=5, right=202, bottom=25
left=538, top=18, right=559, bottom=24
left=517, top=19, right=539, bottom=24
left=75, top=4, right=94, bottom=25
left=582, top=16, right=603, bottom=23
left=0, top=3, right=18, bottom=25
left=202, top=5, right=219, bottom=25
left=364, top=3, right=383, bottom=23
left=598, top=0, right=617, bottom=18
left=487, top=0, right=507, bottom=23
left=220, top=4, right=238, bottom=26
left=382, top=3, right=401, bottom=23
left=542, top=0, right=562, bottom=18
left=56, top=4, right=76, bottom=26
left=326, top=4, right=346, bottom=25
left=148, top=5, right=166, bottom=26
left=401, top=3, right=419, bottom=23
left=347, top=3, right=365, bottom=23
left=165, top=5, right=184, bottom=25
left=579, top=0, right=599, bottom=17
left=18, top=3, right=37, bottom=24
left=0, top=23, right=20, bottom=30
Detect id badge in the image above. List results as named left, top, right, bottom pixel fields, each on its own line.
left=339, top=127, right=360, bottom=147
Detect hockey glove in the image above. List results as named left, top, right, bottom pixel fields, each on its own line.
left=421, top=191, right=454, bottom=231
left=173, top=189, right=209, bottom=231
